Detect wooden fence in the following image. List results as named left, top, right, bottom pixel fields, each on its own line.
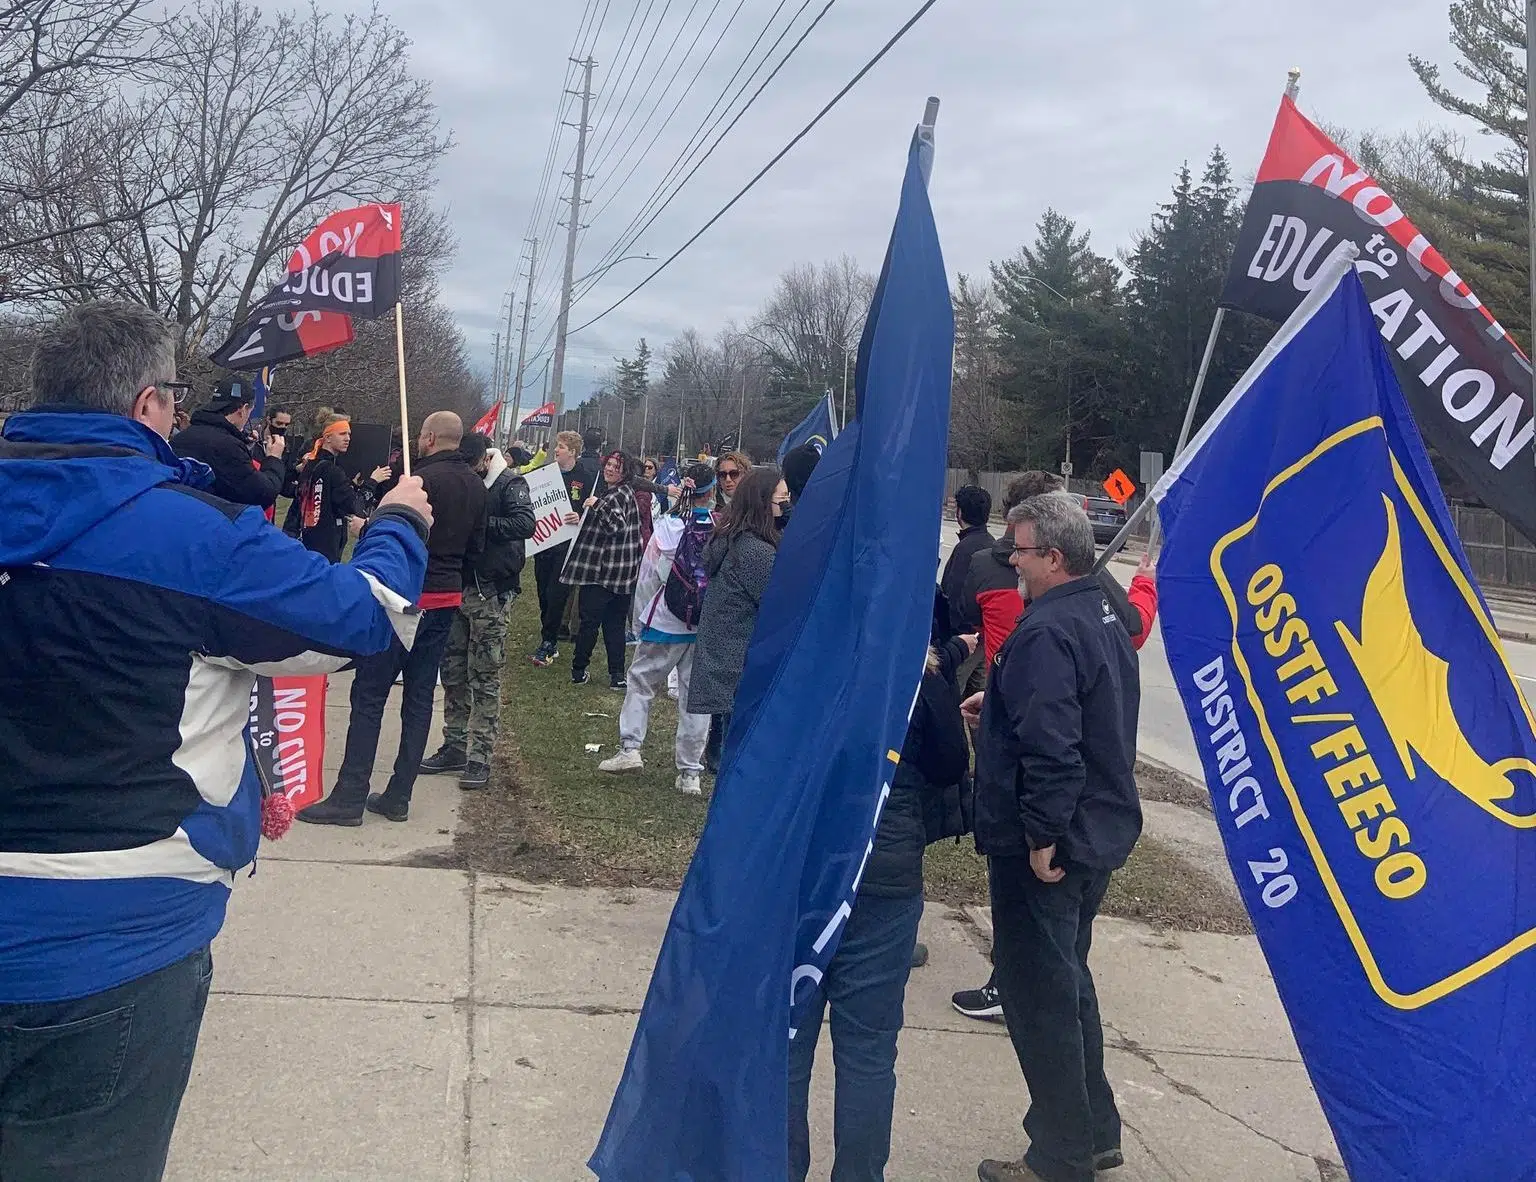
left=945, top=468, right=1536, bottom=591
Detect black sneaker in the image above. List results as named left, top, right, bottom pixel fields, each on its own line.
left=1094, top=1148, right=1125, bottom=1171
left=295, top=795, right=364, bottom=827
left=459, top=761, right=490, bottom=790
left=609, top=676, right=626, bottom=691
left=951, top=981, right=1004, bottom=1021
left=365, top=792, right=409, bottom=822
left=420, top=746, right=467, bottom=774
left=571, top=669, right=589, bottom=685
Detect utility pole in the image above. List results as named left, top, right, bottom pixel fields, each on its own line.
left=491, top=328, right=502, bottom=407
left=501, top=237, right=538, bottom=446
left=550, top=56, right=596, bottom=422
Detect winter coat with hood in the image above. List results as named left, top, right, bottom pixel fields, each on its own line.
left=0, top=406, right=428, bottom=1005
left=466, top=448, right=536, bottom=597
left=687, top=530, right=778, bottom=716
left=171, top=407, right=283, bottom=508
left=859, top=636, right=973, bottom=899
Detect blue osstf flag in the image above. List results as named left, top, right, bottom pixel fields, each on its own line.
left=776, top=390, right=838, bottom=465
left=250, top=366, right=273, bottom=419
left=1152, top=246, right=1536, bottom=1181
left=589, top=118, right=953, bottom=1181
left=654, top=459, right=680, bottom=490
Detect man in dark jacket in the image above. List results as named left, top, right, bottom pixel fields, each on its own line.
left=966, top=491, right=1141, bottom=1182
left=302, top=412, right=488, bottom=826
left=423, top=433, right=535, bottom=789
left=170, top=376, right=285, bottom=508
left=941, top=485, right=993, bottom=630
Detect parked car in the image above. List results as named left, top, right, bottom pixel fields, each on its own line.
left=1083, top=495, right=1127, bottom=546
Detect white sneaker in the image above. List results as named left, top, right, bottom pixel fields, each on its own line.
left=666, top=668, right=680, bottom=700
left=675, top=770, right=702, bottom=796
left=599, top=749, right=644, bottom=774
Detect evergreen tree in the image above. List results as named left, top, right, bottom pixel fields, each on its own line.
left=1408, top=0, right=1531, bottom=343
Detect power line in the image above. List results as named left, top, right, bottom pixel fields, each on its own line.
left=576, top=0, right=814, bottom=289
left=570, top=0, right=945, bottom=334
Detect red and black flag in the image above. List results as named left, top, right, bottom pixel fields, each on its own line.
left=519, top=401, right=555, bottom=430
left=213, top=203, right=403, bottom=371
left=1221, top=97, right=1536, bottom=539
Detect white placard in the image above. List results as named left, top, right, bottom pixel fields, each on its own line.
left=524, top=462, right=578, bottom=555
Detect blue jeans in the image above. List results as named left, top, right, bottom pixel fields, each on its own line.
left=0, top=946, right=212, bottom=1181
left=333, top=606, right=455, bottom=807
left=787, top=892, right=924, bottom=1182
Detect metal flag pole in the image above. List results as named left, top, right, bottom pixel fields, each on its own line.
left=1097, top=67, right=1301, bottom=572
left=394, top=303, right=412, bottom=478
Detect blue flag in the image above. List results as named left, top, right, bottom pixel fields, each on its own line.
left=654, top=459, right=680, bottom=490
left=250, top=366, right=273, bottom=419
left=589, top=118, right=953, bottom=1181
left=776, top=391, right=838, bottom=465
left=1153, top=247, right=1536, bottom=1180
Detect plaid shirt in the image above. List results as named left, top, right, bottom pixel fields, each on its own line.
left=560, top=484, right=643, bottom=593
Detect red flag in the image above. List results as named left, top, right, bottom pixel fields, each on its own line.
left=520, top=401, right=556, bottom=429
left=213, top=203, right=402, bottom=371
left=472, top=402, right=501, bottom=437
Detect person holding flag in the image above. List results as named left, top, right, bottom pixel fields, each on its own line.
left=170, top=376, right=285, bottom=509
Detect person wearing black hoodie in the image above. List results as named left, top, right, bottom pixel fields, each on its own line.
left=170, top=376, right=285, bottom=508
left=301, top=412, right=487, bottom=826
left=787, top=632, right=974, bottom=1182
left=423, top=433, right=535, bottom=789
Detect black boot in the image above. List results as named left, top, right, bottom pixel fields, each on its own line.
left=420, top=745, right=467, bottom=774
left=366, top=791, right=409, bottom=822
left=459, top=761, right=491, bottom=790
left=297, top=793, right=365, bottom=827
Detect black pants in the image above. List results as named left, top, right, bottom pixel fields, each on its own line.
left=536, top=545, right=573, bottom=647
left=573, top=585, right=630, bottom=680
left=988, top=857, right=1120, bottom=1182
left=0, top=946, right=212, bottom=1181
left=332, top=606, right=455, bottom=809
left=705, top=711, right=732, bottom=774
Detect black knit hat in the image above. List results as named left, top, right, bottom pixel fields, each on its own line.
left=782, top=442, right=822, bottom=501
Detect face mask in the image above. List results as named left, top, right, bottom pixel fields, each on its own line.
left=775, top=502, right=793, bottom=528
left=270, top=425, right=287, bottom=437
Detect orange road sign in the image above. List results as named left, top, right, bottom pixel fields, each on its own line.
left=1103, top=469, right=1136, bottom=505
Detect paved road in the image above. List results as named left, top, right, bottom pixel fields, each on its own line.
left=937, top=521, right=1536, bottom=785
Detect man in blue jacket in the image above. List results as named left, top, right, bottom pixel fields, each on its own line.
left=0, top=301, right=434, bottom=1179
left=966, top=491, right=1142, bottom=1182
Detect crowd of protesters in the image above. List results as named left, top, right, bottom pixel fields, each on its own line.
left=0, top=297, right=1156, bottom=1182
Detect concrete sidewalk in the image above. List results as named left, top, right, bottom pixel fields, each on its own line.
left=165, top=672, right=1341, bottom=1181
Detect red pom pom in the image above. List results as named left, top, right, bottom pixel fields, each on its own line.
left=261, top=793, right=295, bottom=840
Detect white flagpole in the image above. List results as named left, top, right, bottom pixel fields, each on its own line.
left=394, top=303, right=412, bottom=478
left=1123, top=67, right=1302, bottom=563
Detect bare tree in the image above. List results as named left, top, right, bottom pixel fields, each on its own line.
left=949, top=273, right=1015, bottom=476
left=750, top=255, right=872, bottom=400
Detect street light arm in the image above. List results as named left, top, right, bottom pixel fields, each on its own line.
left=1021, top=273, right=1074, bottom=307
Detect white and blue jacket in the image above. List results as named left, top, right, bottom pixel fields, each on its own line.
left=0, top=407, right=429, bottom=1003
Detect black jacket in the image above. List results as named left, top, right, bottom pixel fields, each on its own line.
left=290, top=450, right=361, bottom=563
left=416, top=449, right=487, bottom=597
left=973, top=575, right=1141, bottom=869
left=567, top=449, right=602, bottom=513
left=941, top=523, right=994, bottom=635
left=467, top=451, right=536, bottom=597
left=860, top=636, right=973, bottom=899
left=171, top=410, right=283, bottom=508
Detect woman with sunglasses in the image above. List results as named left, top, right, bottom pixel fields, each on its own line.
left=559, top=450, right=645, bottom=687
left=713, top=450, right=752, bottom=521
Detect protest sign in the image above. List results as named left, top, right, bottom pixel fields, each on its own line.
left=247, top=674, right=327, bottom=810
left=525, top=461, right=578, bottom=555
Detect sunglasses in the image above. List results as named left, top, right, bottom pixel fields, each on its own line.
left=718, top=467, right=742, bottom=479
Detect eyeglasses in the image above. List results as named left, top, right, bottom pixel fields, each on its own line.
left=157, top=381, right=194, bottom=406
left=718, top=467, right=742, bottom=480
left=1012, top=545, right=1056, bottom=556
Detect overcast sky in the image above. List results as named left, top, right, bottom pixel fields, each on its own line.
left=356, top=0, right=1457, bottom=410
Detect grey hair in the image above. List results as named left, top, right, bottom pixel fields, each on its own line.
left=30, top=301, right=178, bottom=416
left=1006, top=490, right=1096, bottom=576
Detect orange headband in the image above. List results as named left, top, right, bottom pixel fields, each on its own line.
left=307, top=419, right=350, bottom=461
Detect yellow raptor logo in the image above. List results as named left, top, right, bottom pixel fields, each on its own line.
left=1336, top=493, right=1536, bottom=829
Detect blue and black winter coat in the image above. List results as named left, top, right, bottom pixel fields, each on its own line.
left=0, top=407, right=429, bottom=1004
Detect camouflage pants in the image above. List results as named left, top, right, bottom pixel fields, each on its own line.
left=441, top=585, right=515, bottom=762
